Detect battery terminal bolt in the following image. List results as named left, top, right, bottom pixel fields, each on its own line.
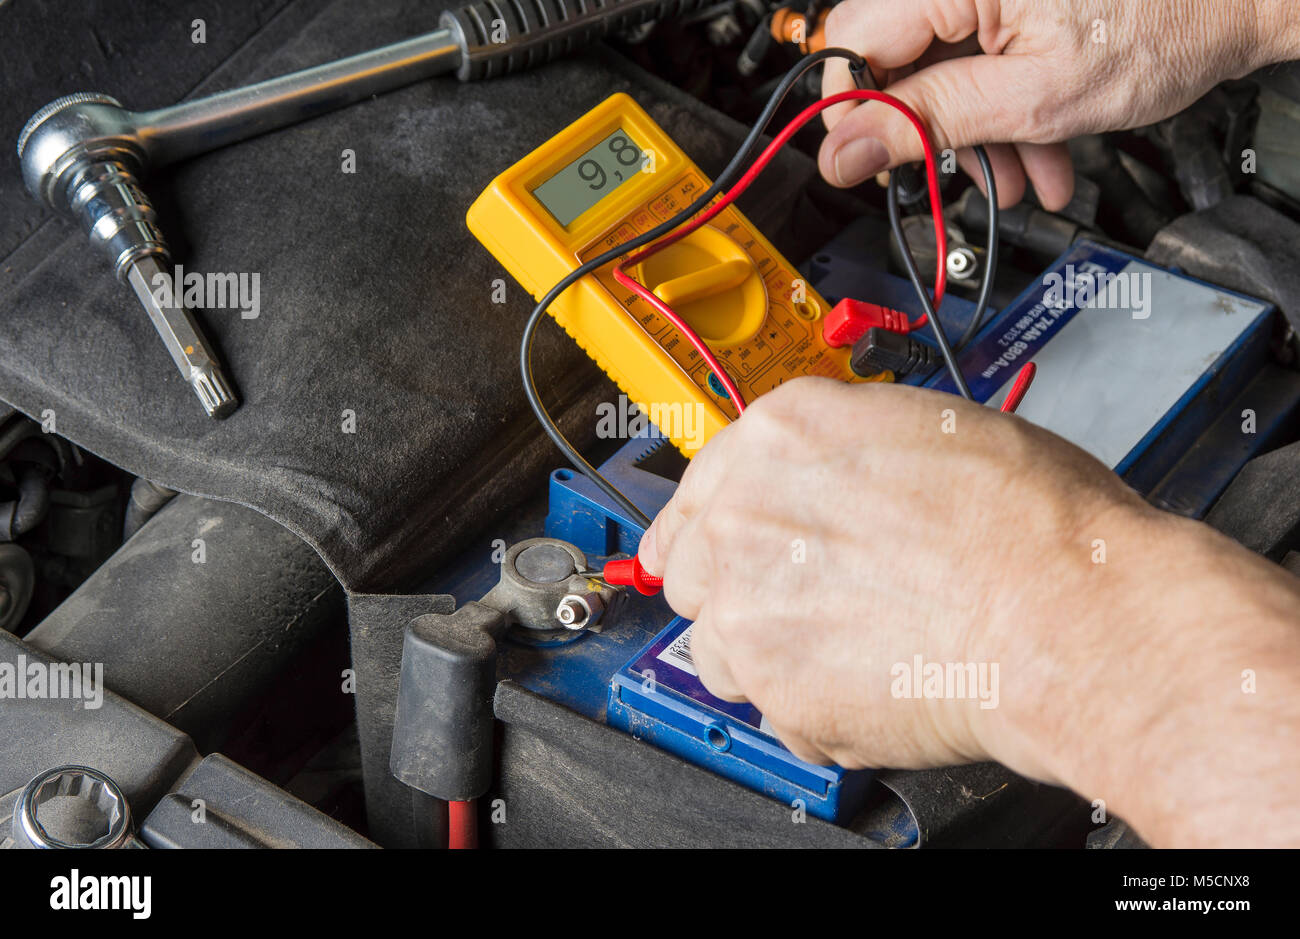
left=555, top=593, right=605, bottom=631
left=946, top=246, right=979, bottom=282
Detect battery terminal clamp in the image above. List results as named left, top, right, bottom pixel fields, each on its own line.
left=389, top=538, right=624, bottom=803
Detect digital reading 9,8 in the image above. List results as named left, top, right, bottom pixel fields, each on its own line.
left=531, top=129, right=644, bottom=227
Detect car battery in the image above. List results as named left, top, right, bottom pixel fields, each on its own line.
left=478, top=237, right=1278, bottom=832
left=606, top=617, right=871, bottom=823
left=924, top=239, right=1276, bottom=492
left=587, top=242, right=1277, bottom=824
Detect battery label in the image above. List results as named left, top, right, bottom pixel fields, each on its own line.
left=656, top=624, right=698, bottom=676
left=928, top=244, right=1128, bottom=401
left=925, top=240, right=1272, bottom=475
left=608, top=614, right=873, bottom=819
left=649, top=624, right=779, bottom=736
left=628, top=617, right=764, bottom=731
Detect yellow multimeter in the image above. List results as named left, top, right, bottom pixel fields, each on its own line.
left=468, top=93, right=872, bottom=456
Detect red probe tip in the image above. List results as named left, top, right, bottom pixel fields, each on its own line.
left=1000, top=362, right=1037, bottom=414
left=603, top=556, right=663, bottom=595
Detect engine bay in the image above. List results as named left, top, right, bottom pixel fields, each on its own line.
left=3, top=0, right=1300, bottom=865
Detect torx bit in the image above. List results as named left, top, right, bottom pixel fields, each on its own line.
left=125, top=256, right=238, bottom=418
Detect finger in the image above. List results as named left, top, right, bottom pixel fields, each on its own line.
left=820, top=57, right=857, bottom=132
left=826, top=0, right=985, bottom=72
left=1014, top=141, right=1075, bottom=211
left=655, top=511, right=716, bottom=621
left=818, top=54, right=1042, bottom=188
left=638, top=422, right=737, bottom=574
left=956, top=143, right=1027, bottom=208
left=820, top=56, right=894, bottom=132
left=762, top=715, right=834, bottom=766
left=638, top=497, right=690, bottom=578
left=818, top=0, right=983, bottom=131
left=914, top=35, right=983, bottom=70
left=687, top=614, right=747, bottom=703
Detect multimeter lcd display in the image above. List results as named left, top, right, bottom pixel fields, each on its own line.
left=531, top=129, right=644, bottom=227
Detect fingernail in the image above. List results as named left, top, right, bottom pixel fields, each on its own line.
left=833, top=138, right=890, bottom=187
left=637, top=522, right=660, bottom=573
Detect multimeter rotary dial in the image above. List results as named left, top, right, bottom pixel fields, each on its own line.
left=632, top=225, right=768, bottom=347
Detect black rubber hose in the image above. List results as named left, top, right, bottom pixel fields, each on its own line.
left=0, top=542, right=35, bottom=632
left=122, top=477, right=179, bottom=540
left=0, top=418, right=38, bottom=462
left=0, top=466, right=51, bottom=541
left=1070, top=135, right=1172, bottom=247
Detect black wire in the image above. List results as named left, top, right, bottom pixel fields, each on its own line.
left=521, top=47, right=867, bottom=529
left=860, top=60, right=996, bottom=387
left=887, top=155, right=976, bottom=401
left=956, top=146, right=999, bottom=350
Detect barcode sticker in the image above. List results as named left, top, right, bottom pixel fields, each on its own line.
left=656, top=624, right=697, bottom=676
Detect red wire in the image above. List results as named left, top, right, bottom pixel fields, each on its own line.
left=611, top=265, right=749, bottom=413
left=448, top=799, right=477, bottom=849
left=999, top=362, right=1036, bottom=413
left=617, top=88, right=946, bottom=324
left=612, top=89, right=949, bottom=416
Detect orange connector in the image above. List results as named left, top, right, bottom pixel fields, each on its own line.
left=770, top=7, right=830, bottom=54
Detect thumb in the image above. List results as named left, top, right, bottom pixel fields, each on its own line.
left=818, top=54, right=1044, bottom=188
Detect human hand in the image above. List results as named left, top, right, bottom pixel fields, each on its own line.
left=817, top=0, right=1300, bottom=209
left=637, top=378, right=1300, bottom=850
left=638, top=376, right=1152, bottom=778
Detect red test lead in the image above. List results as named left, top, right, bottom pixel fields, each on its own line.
left=1000, top=362, right=1037, bottom=414
left=822, top=298, right=910, bottom=348
left=603, top=556, right=663, bottom=595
